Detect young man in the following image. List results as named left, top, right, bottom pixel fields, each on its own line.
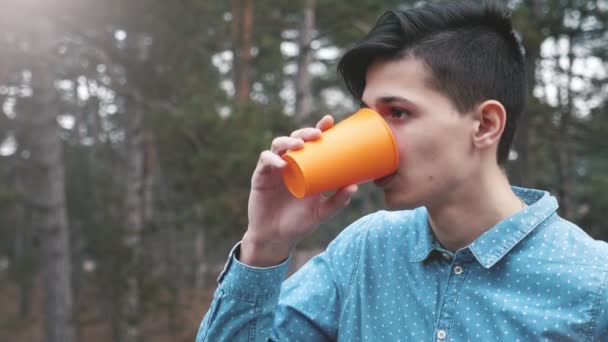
left=197, top=1, right=608, bottom=340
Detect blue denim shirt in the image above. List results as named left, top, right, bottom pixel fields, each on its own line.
left=197, top=187, right=608, bottom=341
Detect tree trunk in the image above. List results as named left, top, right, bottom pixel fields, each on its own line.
left=14, top=228, right=32, bottom=319
left=517, top=44, right=540, bottom=187
left=295, top=0, right=316, bottom=123
left=166, top=213, right=179, bottom=335
left=230, top=0, right=242, bottom=100
left=193, top=226, right=206, bottom=290
left=70, top=219, right=85, bottom=341
left=232, top=0, right=254, bottom=103
left=14, top=199, right=33, bottom=320
left=120, top=93, right=146, bottom=342
left=143, top=129, right=157, bottom=226
left=9, top=164, right=33, bottom=319
left=514, top=0, right=544, bottom=187
left=555, top=32, right=576, bottom=220
left=26, top=18, right=75, bottom=342
left=156, top=166, right=182, bottom=335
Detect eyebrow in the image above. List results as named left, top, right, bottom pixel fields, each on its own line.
left=360, top=96, right=418, bottom=109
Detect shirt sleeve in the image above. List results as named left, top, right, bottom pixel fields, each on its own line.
left=592, top=272, right=608, bottom=341
left=195, top=242, right=291, bottom=342
left=195, top=214, right=373, bottom=342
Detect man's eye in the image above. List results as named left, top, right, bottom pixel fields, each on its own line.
left=390, top=108, right=410, bottom=118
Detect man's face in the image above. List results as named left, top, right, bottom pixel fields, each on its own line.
left=362, top=56, right=479, bottom=210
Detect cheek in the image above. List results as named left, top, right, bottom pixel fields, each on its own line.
left=405, top=135, right=441, bottom=165
left=393, top=120, right=469, bottom=173
left=396, top=137, right=440, bottom=186
left=398, top=131, right=461, bottom=182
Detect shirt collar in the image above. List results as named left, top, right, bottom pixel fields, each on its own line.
left=410, top=207, right=439, bottom=263
left=469, top=186, right=558, bottom=268
left=410, top=186, right=559, bottom=268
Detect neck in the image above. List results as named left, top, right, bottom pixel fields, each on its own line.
left=426, top=165, right=524, bottom=252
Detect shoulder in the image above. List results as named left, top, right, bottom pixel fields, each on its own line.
left=542, top=217, right=608, bottom=335
left=532, top=214, right=608, bottom=270
left=330, top=208, right=421, bottom=243
left=325, top=208, right=425, bottom=259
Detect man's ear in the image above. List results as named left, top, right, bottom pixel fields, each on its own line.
left=472, top=100, right=506, bottom=149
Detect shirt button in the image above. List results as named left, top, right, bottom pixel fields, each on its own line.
left=436, top=329, right=447, bottom=340
left=453, top=265, right=464, bottom=275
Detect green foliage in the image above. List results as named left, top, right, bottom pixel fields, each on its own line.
left=154, top=98, right=297, bottom=250
left=575, top=104, right=608, bottom=240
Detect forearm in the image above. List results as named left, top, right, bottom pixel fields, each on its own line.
left=198, top=288, right=280, bottom=341
left=195, top=243, right=290, bottom=342
left=195, top=216, right=367, bottom=342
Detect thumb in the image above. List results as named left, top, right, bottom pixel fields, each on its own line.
left=317, top=184, right=358, bottom=221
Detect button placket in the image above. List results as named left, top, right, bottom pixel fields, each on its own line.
left=434, top=257, right=469, bottom=342
left=441, top=252, right=452, bottom=261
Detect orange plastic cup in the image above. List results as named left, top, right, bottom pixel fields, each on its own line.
left=281, top=108, right=399, bottom=198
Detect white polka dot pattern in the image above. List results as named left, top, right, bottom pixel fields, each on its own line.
left=196, top=186, right=608, bottom=341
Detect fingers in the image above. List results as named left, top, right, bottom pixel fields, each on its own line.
left=317, top=184, right=358, bottom=221
left=270, top=136, right=304, bottom=155
left=290, top=127, right=322, bottom=140
left=270, top=115, right=333, bottom=155
left=256, top=150, right=287, bottom=174
left=259, top=115, right=334, bottom=173
left=316, top=115, right=334, bottom=132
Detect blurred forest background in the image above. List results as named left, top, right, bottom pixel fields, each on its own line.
left=0, top=0, right=606, bottom=341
